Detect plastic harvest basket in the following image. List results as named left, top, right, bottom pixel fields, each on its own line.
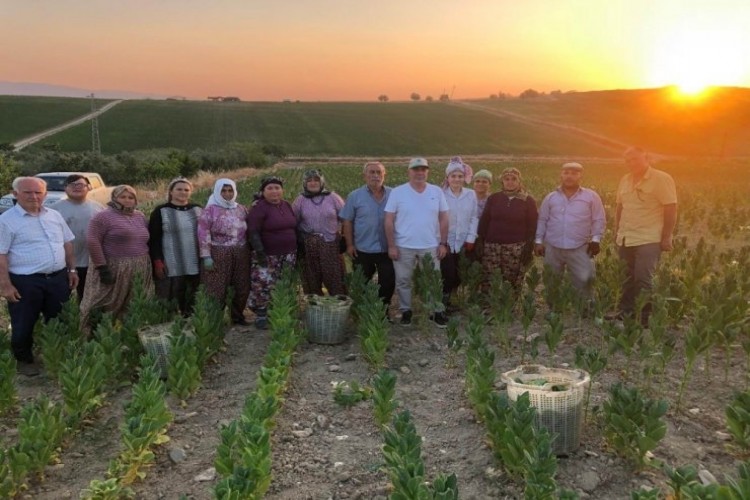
left=501, top=364, right=591, bottom=455
left=304, top=294, right=353, bottom=345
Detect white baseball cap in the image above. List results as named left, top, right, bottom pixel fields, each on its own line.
left=408, top=157, right=429, bottom=169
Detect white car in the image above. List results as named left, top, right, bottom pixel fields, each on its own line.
left=0, top=172, right=112, bottom=214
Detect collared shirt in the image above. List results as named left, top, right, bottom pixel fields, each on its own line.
left=443, top=187, right=478, bottom=252
left=536, top=186, right=606, bottom=249
left=339, top=184, right=392, bottom=253
left=0, top=204, right=74, bottom=274
left=616, top=167, right=677, bottom=246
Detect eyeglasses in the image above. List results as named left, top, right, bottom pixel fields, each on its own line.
left=68, top=182, right=89, bottom=188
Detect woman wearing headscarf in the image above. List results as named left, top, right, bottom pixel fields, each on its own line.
left=292, top=169, right=346, bottom=296
left=246, top=176, right=297, bottom=329
left=197, top=178, right=251, bottom=325
left=80, top=185, right=153, bottom=330
left=477, top=167, right=538, bottom=294
left=148, top=177, right=202, bottom=316
left=472, top=169, right=493, bottom=219
left=441, top=157, right=478, bottom=310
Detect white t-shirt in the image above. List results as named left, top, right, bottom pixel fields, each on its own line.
left=384, top=183, right=448, bottom=249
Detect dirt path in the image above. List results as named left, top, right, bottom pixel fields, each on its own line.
left=12, top=99, right=124, bottom=150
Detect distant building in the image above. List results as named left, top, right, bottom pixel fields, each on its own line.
left=207, top=96, right=241, bottom=102
left=223, top=96, right=240, bottom=102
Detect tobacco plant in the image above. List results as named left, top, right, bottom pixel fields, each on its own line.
left=382, top=410, right=430, bottom=498
left=487, top=270, right=514, bottom=353
left=59, top=340, right=108, bottom=426
left=445, top=316, right=463, bottom=368
left=81, top=477, right=135, bottom=499
left=356, top=278, right=389, bottom=370
left=456, top=253, right=483, bottom=309
left=167, top=321, right=202, bottom=402
left=412, top=253, right=445, bottom=331
left=574, top=345, right=608, bottom=420
left=544, top=311, right=564, bottom=357
left=214, top=419, right=272, bottom=497
left=114, top=355, right=173, bottom=485
left=333, top=380, right=371, bottom=408
left=372, top=369, right=398, bottom=429
left=38, top=316, right=77, bottom=379
left=603, top=383, right=667, bottom=469
left=677, top=306, right=714, bottom=411
left=15, top=395, right=66, bottom=479
left=191, top=284, right=226, bottom=367
left=346, top=265, right=369, bottom=322
left=726, top=390, right=750, bottom=453
left=464, top=308, right=496, bottom=422
left=0, top=349, right=17, bottom=416
left=520, top=290, right=537, bottom=364
left=523, top=430, right=558, bottom=500
left=93, top=313, right=129, bottom=388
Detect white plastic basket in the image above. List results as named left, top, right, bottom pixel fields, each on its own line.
left=303, top=294, right=352, bottom=345
left=502, top=364, right=590, bottom=455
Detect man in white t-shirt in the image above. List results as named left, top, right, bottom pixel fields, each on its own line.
left=384, top=157, right=449, bottom=328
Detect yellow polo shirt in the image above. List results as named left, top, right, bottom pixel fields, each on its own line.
left=616, top=167, right=677, bottom=246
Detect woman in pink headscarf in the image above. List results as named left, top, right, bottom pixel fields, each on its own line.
left=440, top=156, right=478, bottom=310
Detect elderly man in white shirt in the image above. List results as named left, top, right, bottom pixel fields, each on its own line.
left=0, top=177, right=78, bottom=376
left=441, top=156, right=478, bottom=311
left=535, top=162, right=606, bottom=308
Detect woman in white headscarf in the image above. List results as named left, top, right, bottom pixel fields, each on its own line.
left=196, top=178, right=251, bottom=325
left=440, top=156, right=478, bottom=310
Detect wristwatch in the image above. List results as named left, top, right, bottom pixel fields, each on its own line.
left=68, top=269, right=77, bottom=273
left=439, top=242, right=449, bottom=248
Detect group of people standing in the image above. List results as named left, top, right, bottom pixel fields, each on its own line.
left=1, top=146, right=676, bottom=376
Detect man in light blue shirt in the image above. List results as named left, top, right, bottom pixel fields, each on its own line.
left=341, top=161, right=395, bottom=311
left=534, top=162, right=606, bottom=306
left=0, top=177, right=78, bottom=376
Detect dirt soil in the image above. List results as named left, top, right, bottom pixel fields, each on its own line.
left=3, top=308, right=743, bottom=500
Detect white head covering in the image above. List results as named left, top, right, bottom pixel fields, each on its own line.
left=443, top=156, right=473, bottom=188
left=206, top=178, right=238, bottom=209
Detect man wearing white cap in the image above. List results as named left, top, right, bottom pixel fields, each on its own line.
left=384, top=157, right=450, bottom=328
left=535, top=162, right=606, bottom=308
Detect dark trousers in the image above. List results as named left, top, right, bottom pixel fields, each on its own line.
left=618, top=242, right=662, bottom=319
left=440, top=251, right=462, bottom=296
left=353, top=251, right=395, bottom=306
left=7, top=270, right=71, bottom=362
left=76, top=266, right=88, bottom=300
left=155, top=274, right=200, bottom=316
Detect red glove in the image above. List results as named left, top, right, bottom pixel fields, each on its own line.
left=463, top=242, right=475, bottom=252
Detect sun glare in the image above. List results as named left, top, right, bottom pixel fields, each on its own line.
left=649, top=26, right=747, bottom=97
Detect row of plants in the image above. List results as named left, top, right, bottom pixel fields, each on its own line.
left=80, top=284, right=227, bottom=498
left=213, top=268, right=303, bottom=498
left=347, top=267, right=389, bottom=371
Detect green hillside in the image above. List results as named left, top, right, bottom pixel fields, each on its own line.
left=472, top=87, right=750, bottom=156
left=37, top=100, right=615, bottom=156
left=0, top=95, right=110, bottom=144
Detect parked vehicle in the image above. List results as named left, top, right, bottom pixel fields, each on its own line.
left=0, top=172, right=113, bottom=214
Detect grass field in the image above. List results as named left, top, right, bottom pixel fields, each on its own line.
left=36, top=100, right=617, bottom=156
left=0, top=95, right=110, bottom=145
left=471, top=87, right=750, bottom=156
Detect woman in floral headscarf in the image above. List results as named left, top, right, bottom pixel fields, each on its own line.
left=292, top=169, right=346, bottom=296
left=440, top=156, right=478, bottom=310
left=80, top=185, right=153, bottom=330
left=477, top=167, right=538, bottom=294
left=197, top=178, right=251, bottom=326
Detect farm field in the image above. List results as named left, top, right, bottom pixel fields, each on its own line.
left=467, top=87, right=750, bottom=157
left=0, top=96, right=111, bottom=145
left=2, top=157, right=750, bottom=499
left=34, top=99, right=617, bottom=157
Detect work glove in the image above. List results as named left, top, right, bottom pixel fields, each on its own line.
left=248, top=232, right=268, bottom=267
left=587, top=242, right=601, bottom=257
left=153, top=259, right=166, bottom=280
left=97, top=265, right=115, bottom=285
left=202, top=257, right=215, bottom=271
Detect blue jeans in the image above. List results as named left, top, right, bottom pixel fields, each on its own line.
left=7, top=270, right=71, bottom=362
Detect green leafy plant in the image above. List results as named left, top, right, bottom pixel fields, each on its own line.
left=677, top=306, right=715, bottom=411
left=487, top=270, right=515, bottom=353
left=356, top=278, right=389, bottom=370
left=93, top=313, right=129, bottom=388
left=214, top=419, right=271, bottom=498
left=15, top=395, right=66, bottom=479
left=445, top=316, right=464, bottom=368
left=81, top=478, right=135, bottom=499
left=0, top=350, right=17, bottom=416
left=663, top=463, right=700, bottom=499
left=333, top=380, right=371, bottom=408
left=167, top=322, right=202, bottom=403
left=464, top=307, right=496, bottom=422
left=412, top=253, right=445, bottom=331
left=38, top=316, right=78, bottom=379
left=726, top=390, right=750, bottom=453
left=603, top=383, right=667, bottom=469
left=574, top=346, right=608, bottom=420
left=523, top=429, right=558, bottom=500
left=544, top=311, right=564, bottom=357
left=372, top=369, right=398, bottom=429
left=520, top=290, right=537, bottom=364
left=382, top=410, right=430, bottom=498
left=59, top=341, right=108, bottom=426
left=191, top=284, right=226, bottom=367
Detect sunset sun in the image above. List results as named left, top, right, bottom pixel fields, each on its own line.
left=649, top=26, right=747, bottom=96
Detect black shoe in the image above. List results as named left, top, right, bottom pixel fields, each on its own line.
left=400, top=310, right=412, bottom=326
left=254, top=316, right=268, bottom=330
left=430, top=312, right=448, bottom=329
left=16, top=360, right=40, bottom=377
left=233, top=318, right=251, bottom=326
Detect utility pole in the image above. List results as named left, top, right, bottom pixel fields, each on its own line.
left=89, top=93, right=101, bottom=154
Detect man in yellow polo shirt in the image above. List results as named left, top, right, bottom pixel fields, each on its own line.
left=614, top=147, right=677, bottom=324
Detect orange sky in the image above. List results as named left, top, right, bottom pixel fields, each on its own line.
left=1, top=0, right=749, bottom=100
